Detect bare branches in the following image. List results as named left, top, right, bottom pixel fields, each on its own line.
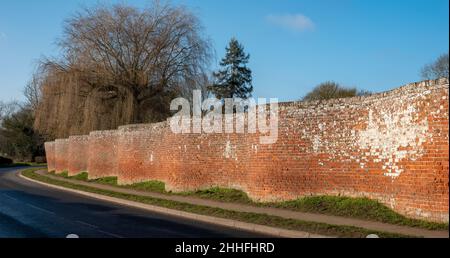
left=34, top=1, right=212, bottom=139
left=421, top=53, right=449, bottom=80
left=0, top=101, right=20, bottom=124
left=24, top=69, right=44, bottom=112
left=59, top=2, right=211, bottom=94
left=302, top=81, right=371, bottom=102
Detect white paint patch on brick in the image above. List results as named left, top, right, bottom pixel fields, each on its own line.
left=318, top=123, right=325, bottom=131
left=312, top=135, right=321, bottom=153
left=224, top=140, right=237, bottom=160
left=358, top=105, right=430, bottom=178
left=252, top=144, right=258, bottom=154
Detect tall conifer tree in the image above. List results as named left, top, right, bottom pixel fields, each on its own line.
left=209, top=38, right=253, bottom=99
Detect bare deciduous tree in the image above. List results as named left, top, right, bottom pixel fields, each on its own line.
left=421, top=53, right=449, bottom=80
left=58, top=2, right=211, bottom=121
left=0, top=101, right=19, bottom=124
left=35, top=1, right=212, bottom=139
left=24, top=70, right=43, bottom=112
left=34, top=66, right=88, bottom=139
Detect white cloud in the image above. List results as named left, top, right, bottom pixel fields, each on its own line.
left=0, top=32, right=6, bottom=40
left=266, top=14, right=315, bottom=32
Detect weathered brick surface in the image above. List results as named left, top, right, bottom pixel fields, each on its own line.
left=117, top=123, right=171, bottom=185
left=67, top=135, right=89, bottom=176
left=45, top=79, right=449, bottom=222
left=54, top=139, right=69, bottom=174
left=87, top=130, right=118, bottom=179
left=44, top=142, right=55, bottom=172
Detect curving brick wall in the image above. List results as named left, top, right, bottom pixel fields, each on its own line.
left=117, top=123, right=172, bottom=185
left=67, top=135, right=89, bottom=176
left=44, top=142, right=55, bottom=172
left=54, top=139, right=69, bottom=174
left=45, top=79, right=449, bottom=222
left=87, top=130, right=119, bottom=179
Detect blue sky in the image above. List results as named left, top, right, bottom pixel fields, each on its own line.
left=0, top=0, right=448, bottom=102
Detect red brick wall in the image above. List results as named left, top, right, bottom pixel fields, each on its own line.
left=44, top=142, right=55, bottom=172
left=244, top=80, right=449, bottom=222
left=67, top=135, right=89, bottom=176
left=117, top=123, right=171, bottom=185
left=54, top=139, right=69, bottom=174
left=45, top=79, right=449, bottom=222
left=87, top=130, right=118, bottom=179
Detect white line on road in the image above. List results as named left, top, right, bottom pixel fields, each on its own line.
left=96, top=229, right=124, bottom=238
left=2, top=194, right=19, bottom=202
left=76, top=221, right=125, bottom=238
left=76, top=220, right=99, bottom=229
left=25, top=203, right=56, bottom=215
left=2, top=193, right=56, bottom=215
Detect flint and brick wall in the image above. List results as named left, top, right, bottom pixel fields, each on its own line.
left=46, top=79, right=449, bottom=222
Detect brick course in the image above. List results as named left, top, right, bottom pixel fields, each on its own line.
left=87, top=130, right=119, bottom=179
left=46, top=79, right=449, bottom=222
left=54, top=139, right=69, bottom=174
left=67, top=135, right=89, bottom=176
left=44, top=142, right=55, bottom=172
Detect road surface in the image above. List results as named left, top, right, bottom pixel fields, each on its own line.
left=0, top=167, right=266, bottom=238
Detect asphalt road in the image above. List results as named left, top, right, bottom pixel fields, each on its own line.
left=0, top=167, right=266, bottom=238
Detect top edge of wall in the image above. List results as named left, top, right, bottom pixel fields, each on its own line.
left=280, top=78, right=449, bottom=108
left=68, top=135, right=90, bottom=140
left=46, top=78, right=449, bottom=145
left=55, top=138, right=70, bottom=143
left=118, top=121, right=169, bottom=131
left=89, top=130, right=119, bottom=136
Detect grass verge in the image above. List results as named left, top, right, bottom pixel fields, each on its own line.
left=24, top=169, right=412, bottom=238
left=51, top=171, right=448, bottom=231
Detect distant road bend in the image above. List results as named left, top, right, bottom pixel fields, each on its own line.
left=0, top=167, right=265, bottom=238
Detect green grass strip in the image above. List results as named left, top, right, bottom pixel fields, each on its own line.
left=24, top=169, right=414, bottom=238
left=52, top=170, right=448, bottom=231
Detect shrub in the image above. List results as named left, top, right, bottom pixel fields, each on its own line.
left=34, top=156, right=46, bottom=163
left=0, top=156, right=13, bottom=165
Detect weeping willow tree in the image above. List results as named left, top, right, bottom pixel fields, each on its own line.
left=34, top=66, right=91, bottom=139
left=34, top=1, right=212, bottom=140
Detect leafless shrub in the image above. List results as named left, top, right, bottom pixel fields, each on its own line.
left=303, top=81, right=371, bottom=101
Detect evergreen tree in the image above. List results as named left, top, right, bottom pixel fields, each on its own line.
left=209, top=38, right=253, bottom=99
